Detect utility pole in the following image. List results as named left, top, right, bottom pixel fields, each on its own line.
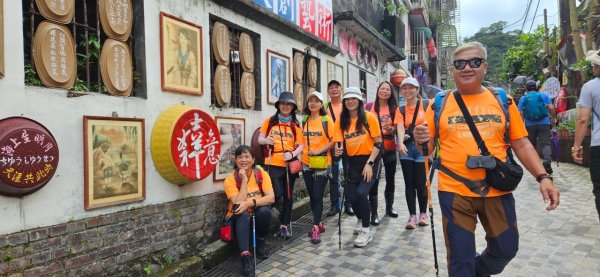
left=569, top=0, right=585, bottom=62
left=551, top=27, right=557, bottom=77
left=544, top=9, right=554, bottom=76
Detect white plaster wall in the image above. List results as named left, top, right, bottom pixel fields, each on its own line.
left=0, top=0, right=392, bottom=235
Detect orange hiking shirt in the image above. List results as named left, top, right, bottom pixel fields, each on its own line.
left=424, top=89, right=528, bottom=197
left=326, top=102, right=343, bottom=123
left=398, top=100, right=428, bottom=129
left=369, top=105, right=402, bottom=136
left=223, top=168, right=273, bottom=217
left=260, top=119, right=305, bottom=167
left=301, top=115, right=335, bottom=166
left=333, top=112, right=381, bottom=156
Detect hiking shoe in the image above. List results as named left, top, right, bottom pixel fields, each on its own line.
left=240, top=252, right=255, bottom=277
left=310, top=227, right=321, bottom=244
left=306, top=222, right=325, bottom=237
left=405, top=215, right=417, bottom=229
left=354, top=229, right=372, bottom=247
left=279, top=225, right=292, bottom=239
left=344, top=206, right=355, bottom=216
left=418, top=213, right=429, bottom=226
left=543, top=160, right=553, bottom=174
left=353, top=219, right=362, bottom=235
left=256, top=238, right=269, bottom=259
left=326, top=206, right=340, bottom=217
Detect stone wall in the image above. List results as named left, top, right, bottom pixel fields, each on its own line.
left=0, top=193, right=226, bottom=277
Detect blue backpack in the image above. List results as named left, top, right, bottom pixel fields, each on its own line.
left=521, top=92, right=548, bottom=121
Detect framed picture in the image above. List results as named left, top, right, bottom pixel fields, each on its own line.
left=83, top=116, right=145, bottom=209
left=266, top=49, right=290, bottom=104
left=214, top=116, right=245, bottom=181
left=326, top=60, right=343, bottom=89
left=160, top=12, right=203, bottom=95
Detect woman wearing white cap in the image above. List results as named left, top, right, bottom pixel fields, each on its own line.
left=258, top=91, right=305, bottom=239
left=398, top=77, right=430, bottom=229
left=333, top=87, right=382, bottom=248
left=301, top=91, right=335, bottom=244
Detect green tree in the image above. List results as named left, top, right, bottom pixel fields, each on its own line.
left=464, top=21, right=521, bottom=86
left=499, top=26, right=546, bottom=87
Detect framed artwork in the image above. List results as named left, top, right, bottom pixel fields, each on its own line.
left=266, top=49, right=290, bottom=104
left=326, top=60, right=343, bottom=89
left=160, top=12, right=203, bottom=95
left=214, top=116, right=245, bottom=181
left=83, top=116, right=145, bottom=209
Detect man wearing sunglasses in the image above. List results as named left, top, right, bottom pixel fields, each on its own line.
left=413, top=41, right=560, bottom=277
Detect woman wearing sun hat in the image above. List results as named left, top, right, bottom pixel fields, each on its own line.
left=301, top=91, right=335, bottom=244
left=333, top=87, right=382, bottom=248
left=258, top=91, right=305, bottom=239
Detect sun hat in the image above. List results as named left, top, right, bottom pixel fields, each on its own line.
left=306, top=91, right=324, bottom=102
left=275, top=91, right=298, bottom=110
left=342, top=87, right=362, bottom=100
left=400, top=77, right=419, bottom=88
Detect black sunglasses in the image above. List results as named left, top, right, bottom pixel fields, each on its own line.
left=453, top=58, right=485, bottom=70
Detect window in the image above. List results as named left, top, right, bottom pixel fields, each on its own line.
left=209, top=16, right=261, bottom=111
left=22, top=0, right=146, bottom=98
left=292, top=48, right=320, bottom=112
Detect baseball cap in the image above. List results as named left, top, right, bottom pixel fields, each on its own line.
left=586, top=50, right=600, bottom=66
left=400, top=77, right=419, bottom=88
left=342, top=87, right=362, bottom=100
left=306, top=91, right=324, bottom=102
left=525, top=80, right=537, bottom=90
left=327, top=80, right=341, bottom=87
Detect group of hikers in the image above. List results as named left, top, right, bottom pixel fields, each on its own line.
left=223, top=41, right=561, bottom=277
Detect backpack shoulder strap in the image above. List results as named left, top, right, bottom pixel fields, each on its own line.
left=400, top=105, right=406, bottom=117
left=321, top=115, right=329, bottom=138
left=487, top=87, right=510, bottom=144
left=302, top=115, right=309, bottom=123
left=433, top=90, right=452, bottom=140
left=423, top=99, right=430, bottom=111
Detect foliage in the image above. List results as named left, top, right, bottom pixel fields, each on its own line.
left=463, top=21, right=521, bottom=86
left=569, top=59, right=593, bottom=77
left=380, top=29, right=392, bottom=39
left=377, top=1, right=409, bottom=16
left=2, top=253, right=12, bottom=263
left=24, top=62, right=42, bottom=86
left=557, top=119, right=576, bottom=131
left=143, top=264, right=153, bottom=276
left=499, top=26, right=546, bottom=89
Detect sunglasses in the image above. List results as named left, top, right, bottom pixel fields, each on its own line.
left=453, top=58, right=485, bottom=70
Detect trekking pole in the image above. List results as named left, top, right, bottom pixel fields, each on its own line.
left=336, top=142, right=344, bottom=250
left=252, top=211, right=257, bottom=277
left=422, top=142, right=439, bottom=277
left=552, top=129, right=559, bottom=168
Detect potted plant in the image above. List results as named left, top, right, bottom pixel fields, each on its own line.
left=557, top=119, right=576, bottom=138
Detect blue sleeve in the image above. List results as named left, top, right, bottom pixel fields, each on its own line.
left=517, top=97, right=524, bottom=111
left=543, top=94, right=552, bottom=105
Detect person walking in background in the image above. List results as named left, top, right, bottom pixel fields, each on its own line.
left=325, top=80, right=354, bottom=216
left=257, top=91, right=304, bottom=239
left=223, top=145, right=275, bottom=276
left=413, top=41, right=560, bottom=276
left=333, top=87, right=382, bottom=248
left=397, top=77, right=430, bottom=229
left=572, top=50, right=600, bottom=221
left=518, top=80, right=556, bottom=174
left=301, top=91, right=335, bottom=244
left=368, top=81, right=402, bottom=225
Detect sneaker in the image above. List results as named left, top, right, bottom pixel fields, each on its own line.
left=256, top=238, right=269, bottom=259
left=405, top=215, right=417, bottom=229
left=543, top=160, right=553, bottom=174
left=279, top=225, right=292, bottom=239
left=307, top=222, right=325, bottom=237
left=418, top=213, right=429, bottom=226
left=240, top=252, right=255, bottom=277
left=310, top=227, right=321, bottom=244
left=326, top=206, right=340, bottom=217
left=354, top=229, right=372, bottom=247
left=353, top=219, right=362, bottom=235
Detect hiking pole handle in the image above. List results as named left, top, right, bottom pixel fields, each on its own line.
left=422, top=142, right=429, bottom=157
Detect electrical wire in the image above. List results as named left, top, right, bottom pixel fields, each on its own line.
left=520, top=0, right=534, bottom=33
left=528, top=0, right=541, bottom=33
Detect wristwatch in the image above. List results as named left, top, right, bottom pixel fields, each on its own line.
left=367, top=160, right=374, bottom=167
left=536, top=173, right=553, bottom=183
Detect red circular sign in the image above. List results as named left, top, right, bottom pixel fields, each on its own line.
left=0, top=117, right=59, bottom=196
left=339, top=31, right=348, bottom=55
left=348, top=36, right=357, bottom=61
left=169, top=109, right=221, bottom=181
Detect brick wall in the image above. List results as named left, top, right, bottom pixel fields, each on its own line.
left=0, top=193, right=227, bottom=277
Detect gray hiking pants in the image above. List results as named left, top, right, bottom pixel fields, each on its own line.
left=525, top=124, right=552, bottom=163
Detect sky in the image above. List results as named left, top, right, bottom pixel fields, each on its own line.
left=459, top=0, right=559, bottom=40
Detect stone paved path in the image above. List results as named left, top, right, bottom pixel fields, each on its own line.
left=256, top=161, right=600, bottom=276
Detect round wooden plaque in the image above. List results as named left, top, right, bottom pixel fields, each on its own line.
left=357, top=43, right=364, bottom=65
left=98, top=0, right=133, bottom=41
left=35, top=0, right=75, bottom=24
left=293, top=52, right=304, bottom=82
left=212, top=22, right=230, bottom=66
left=33, top=21, right=76, bottom=89
left=240, top=72, right=255, bottom=109
left=293, top=83, right=304, bottom=107
left=99, top=39, right=133, bottom=96
left=214, top=65, right=231, bottom=107
left=239, top=33, right=254, bottom=72
left=308, top=58, right=318, bottom=87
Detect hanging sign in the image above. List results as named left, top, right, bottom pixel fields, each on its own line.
left=0, top=117, right=59, bottom=197
left=151, top=105, right=221, bottom=185
left=339, top=30, right=348, bottom=55
left=98, top=0, right=133, bottom=41
left=348, top=36, right=357, bottom=61
left=541, top=77, right=560, bottom=99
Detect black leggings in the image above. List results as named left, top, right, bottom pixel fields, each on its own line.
left=370, top=152, right=397, bottom=198
left=346, top=156, right=380, bottom=227
left=268, top=166, right=297, bottom=225
left=234, top=206, right=272, bottom=253
left=303, top=168, right=328, bottom=225
left=400, top=160, right=427, bottom=215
